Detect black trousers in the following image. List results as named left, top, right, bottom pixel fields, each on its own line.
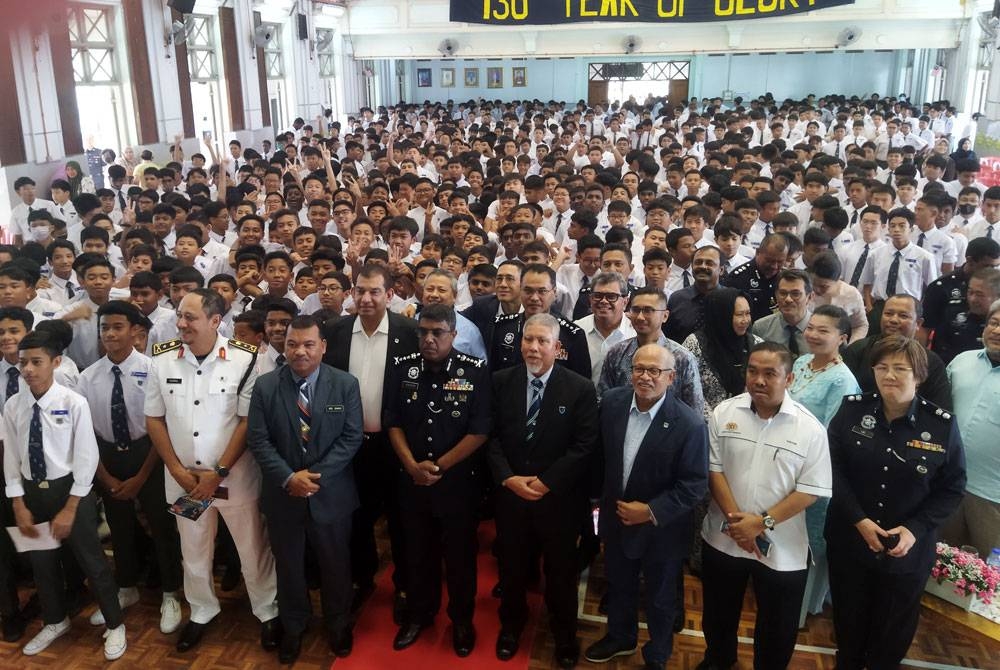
left=350, top=431, right=407, bottom=592
left=267, top=507, right=352, bottom=636
left=399, top=474, right=479, bottom=626
left=495, top=488, right=579, bottom=647
left=0, top=491, right=18, bottom=618
left=828, top=544, right=929, bottom=670
left=21, top=476, right=123, bottom=628
left=701, top=543, right=807, bottom=670
left=97, top=437, right=182, bottom=592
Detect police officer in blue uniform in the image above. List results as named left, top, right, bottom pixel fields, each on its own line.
left=384, top=304, right=491, bottom=658
left=720, top=233, right=789, bottom=321
left=825, top=335, right=966, bottom=670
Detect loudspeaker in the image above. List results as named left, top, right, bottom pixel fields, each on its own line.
left=297, top=13, right=308, bottom=40
left=167, top=0, right=196, bottom=15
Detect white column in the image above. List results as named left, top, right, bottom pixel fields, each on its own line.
left=142, top=0, right=183, bottom=143
left=10, top=27, right=64, bottom=164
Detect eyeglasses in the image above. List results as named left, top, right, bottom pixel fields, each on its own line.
left=873, top=364, right=913, bottom=376
left=591, top=292, right=625, bottom=304
left=521, top=287, right=551, bottom=297
left=318, top=284, right=343, bottom=293
left=628, top=306, right=667, bottom=316
left=632, top=366, right=674, bottom=379
left=417, top=327, right=453, bottom=339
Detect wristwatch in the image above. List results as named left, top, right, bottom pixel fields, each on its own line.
left=215, top=464, right=230, bottom=478
left=761, top=511, right=776, bottom=530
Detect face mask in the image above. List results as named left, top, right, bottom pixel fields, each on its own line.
left=29, top=226, right=50, bottom=242
left=958, top=204, right=977, bottom=217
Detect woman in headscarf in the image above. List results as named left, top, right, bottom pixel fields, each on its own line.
left=950, top=137, right=978, bottom=163
left=682, top=287, right=761, bottom=411
left=64, top=160, right=95, bottom=197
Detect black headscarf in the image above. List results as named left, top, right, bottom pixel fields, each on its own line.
left=694, top=287, right=755, bottom=397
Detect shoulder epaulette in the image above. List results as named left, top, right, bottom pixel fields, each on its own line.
left=152, top=339, right=182, bottom=356
left=556, top=316, right=582, bottom=335
left=494, top=312, right=521, bottom=323
left=845, top=392, right=878, bottom=403
left=920, top=398, right=953, bottom=422
left=454, top=352, right=485, bottom=368
left=728, top=262, right=750, bottom=276
left=393, top=352, right=421, bottom=366
left=228, top=339, right=258, bottom=355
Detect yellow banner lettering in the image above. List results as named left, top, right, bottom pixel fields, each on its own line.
left=735, top=0, right=755, bottom=14
left=620, top=0, right=639, bottom=17
left=715, top=0, right=734, bottom=16
left=658, top=0, right=683, bottom=17
left=579, top=0, right=599, bottom=16
left=600, top=0, right=616, bottom=15
left=759, top=0, right=778, bottom=11
left=511, top=0, right=528, bottom=19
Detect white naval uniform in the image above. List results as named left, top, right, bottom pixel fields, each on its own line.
left=144, top=334, right=277, bottom=625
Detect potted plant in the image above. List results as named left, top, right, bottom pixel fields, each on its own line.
left=925, top=543, right=1000, bottom=611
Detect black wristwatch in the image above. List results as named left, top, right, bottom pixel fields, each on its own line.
left=215, top=464, right=230, bottom=478
left=761, top=511, right=776, bottom=530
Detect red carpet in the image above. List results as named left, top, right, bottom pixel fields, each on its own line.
left=334, top=521, right=541, bottom=669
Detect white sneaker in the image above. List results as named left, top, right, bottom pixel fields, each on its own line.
left=103, top=624, right=127, bottom=660
left=159, top=594, right=182, bottom=634
left=90, top=587, right=141, bottom=626
left=23, top=618, right=71, bottom=655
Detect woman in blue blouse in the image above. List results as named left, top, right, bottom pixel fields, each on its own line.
left=789, top=304, right=861, bottom=625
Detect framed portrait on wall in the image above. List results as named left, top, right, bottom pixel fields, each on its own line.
left=487, top=67, right=503, bottom=89
left=464, top=67, right=479, bottom=87
left=417, top=68, right=431, bottom=87
left=441, top=68, right=455, bottom=88
left=512, top=66, right=527, bottom=87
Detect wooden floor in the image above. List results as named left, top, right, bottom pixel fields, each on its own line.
left=2, top=545, right=998, bottom=669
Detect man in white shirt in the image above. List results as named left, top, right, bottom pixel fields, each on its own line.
left=698, top=342, right=831, bottom=670
left=965, top=186, right=1000, bottom=241
left=912, top=197, right=957, bottom=274
left=860, top=209, right=939, bottom=311
left=9, top=177, right=60, bottom=246
left=574, top=272, right=635, bottom=385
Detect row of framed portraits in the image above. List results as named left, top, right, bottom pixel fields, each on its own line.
left=417, top=66, right=527, bottom=88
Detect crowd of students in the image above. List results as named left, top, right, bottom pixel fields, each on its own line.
left=0, top=90, right=994, bottom=668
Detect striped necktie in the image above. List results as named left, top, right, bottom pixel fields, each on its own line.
left=296, top=378, right=311, bottom=448
left=526, top=378, right=543, bottom=442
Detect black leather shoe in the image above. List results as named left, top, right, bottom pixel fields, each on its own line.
left=330, top=628, right=353, bottom=657
left=176, top=621, right=209, bottom=652
left=495, top=630, right=519, bottom=661
left=584, top=635, right=637, bottom=663
left=555, top=642, right=580, bottom=669
left=393, top=622, right=425, bottom=650
left=2, top=613, right=27, bottom=643
left=694, top=659, right=727, bottom=670
left=278, top=631, right=301, bottom=664
left=452, top=622, right=476, bottom=657
left=260, top=618, right=282, bottom=651
left=644, top=662, right=665, bottom=670
left=351, top=582, right=375, bottom=613
left=392, top=591, right=409, bottom=626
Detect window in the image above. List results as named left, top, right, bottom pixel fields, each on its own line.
left=317, top=29, right=336, bottom=78
left=68, top=4, right=117, bottom=84
left=186, top=15, right=217, bottom=82
left=263, top=23, right=283, bottom=79
left=588, top=61, right=689, bottom=82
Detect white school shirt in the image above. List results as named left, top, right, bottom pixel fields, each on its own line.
left=860, top=242, right=939, bottom=301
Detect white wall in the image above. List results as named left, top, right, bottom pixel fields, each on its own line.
left=403, top=58, right=585, bottom=103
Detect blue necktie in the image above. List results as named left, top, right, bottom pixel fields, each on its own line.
left=886, top=251, right=902, bottom=296
left=526, top=378, right=543, bottom=442
left=6, top=367, right=19, bottom=403
left=850, top=244, right=869, bottom=288
left=111, top=366, right=131, bottom=451
left=296, top=378, right=311, bottom=448
left=29, top=403, right=46, bottom=482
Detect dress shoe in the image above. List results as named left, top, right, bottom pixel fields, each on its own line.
left=452, top=622, right=476, bottom=657
left=555, top=641, right=580, bottom=669
left=644, top=663, right=665, bottom=670
left=584, top=635, right=638, bottom=663
left=278, top=631, right=301, bottom=664
left=351, top=582, right=375, bottom=613
left=393, top=622, right=426, bottom=650
left=694, top=659, right=727, bottom=670
left=260, top=618, right=282, bottom=651
left=495, top=629, right=520, bottom=661
left=2, top=613, right=27, bottom=643
left=176, top=620, right=209, bottom=652
left=330, top=627, right=353, bottom=657
left=392, top=591, right=409, bottom=625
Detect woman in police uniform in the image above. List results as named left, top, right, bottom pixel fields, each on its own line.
left=825, top=335, right=966, bottom=670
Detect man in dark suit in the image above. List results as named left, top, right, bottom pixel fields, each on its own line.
left=461, top=259, right=525, bottom=353
left=585, top=344, right=709, bottom=670
left=247, top=314, right=363, bottom=664
left=488, top=313, right=599, bottom=669
left=384, top=304, right=491, bottom=657
left=322, top=265, right=419, bottom=620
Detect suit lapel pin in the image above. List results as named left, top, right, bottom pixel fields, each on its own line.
left=394, top=338, right=399, bottom=344
left=662, top=422, right=669, bottom=429
left=558, top=406, right=566, bottom=414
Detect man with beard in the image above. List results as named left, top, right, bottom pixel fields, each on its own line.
left=721, top=234, right=789, bottom=321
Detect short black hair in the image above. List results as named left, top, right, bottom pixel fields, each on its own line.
left=17, top=331, right=61, bottom=358
left=0, top=306, right=34, bottom=330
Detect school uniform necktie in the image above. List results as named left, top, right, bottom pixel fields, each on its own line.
left=296, top=378, right=311, bottom=447
left=29, top=403, right=46, bottom=482
left=276, top=353, right=286, bottom=367
left=117, top=191, right=126, bottom=210
left=850, top=244, right=869, bottom=287
left=66, top=282, right=76, bottom=300
left=6, top=367, right=19, bottom=402
left=573, top=274, right=592, bottom=321
left=111, top=366, right=131, bottom=451
left=850, top=210, right=859, bottom=227
left=683, top=270, right=691, bottom=288
left=526, top=378, right=543, bottom=442
left=988, top=226, right=995, bottom=240
left=886, top=251, right=902, bottom=295
left=917, top=232, right=926, bottom=248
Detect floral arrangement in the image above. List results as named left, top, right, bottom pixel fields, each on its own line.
left=929, top=543, right=1000, bottom=604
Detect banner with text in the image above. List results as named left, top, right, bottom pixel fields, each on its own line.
left=453, top=0, right=856, bottom=25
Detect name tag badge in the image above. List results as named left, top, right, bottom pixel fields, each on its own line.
left=851, top=425, right=874, bottom=439
left=131, top=371, right=148, bottom=378
left=166, top=378, right=182, bottom=384
left=50, top=409, right=69, bottom=416
left=327, top=405, right=344, bottom=413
